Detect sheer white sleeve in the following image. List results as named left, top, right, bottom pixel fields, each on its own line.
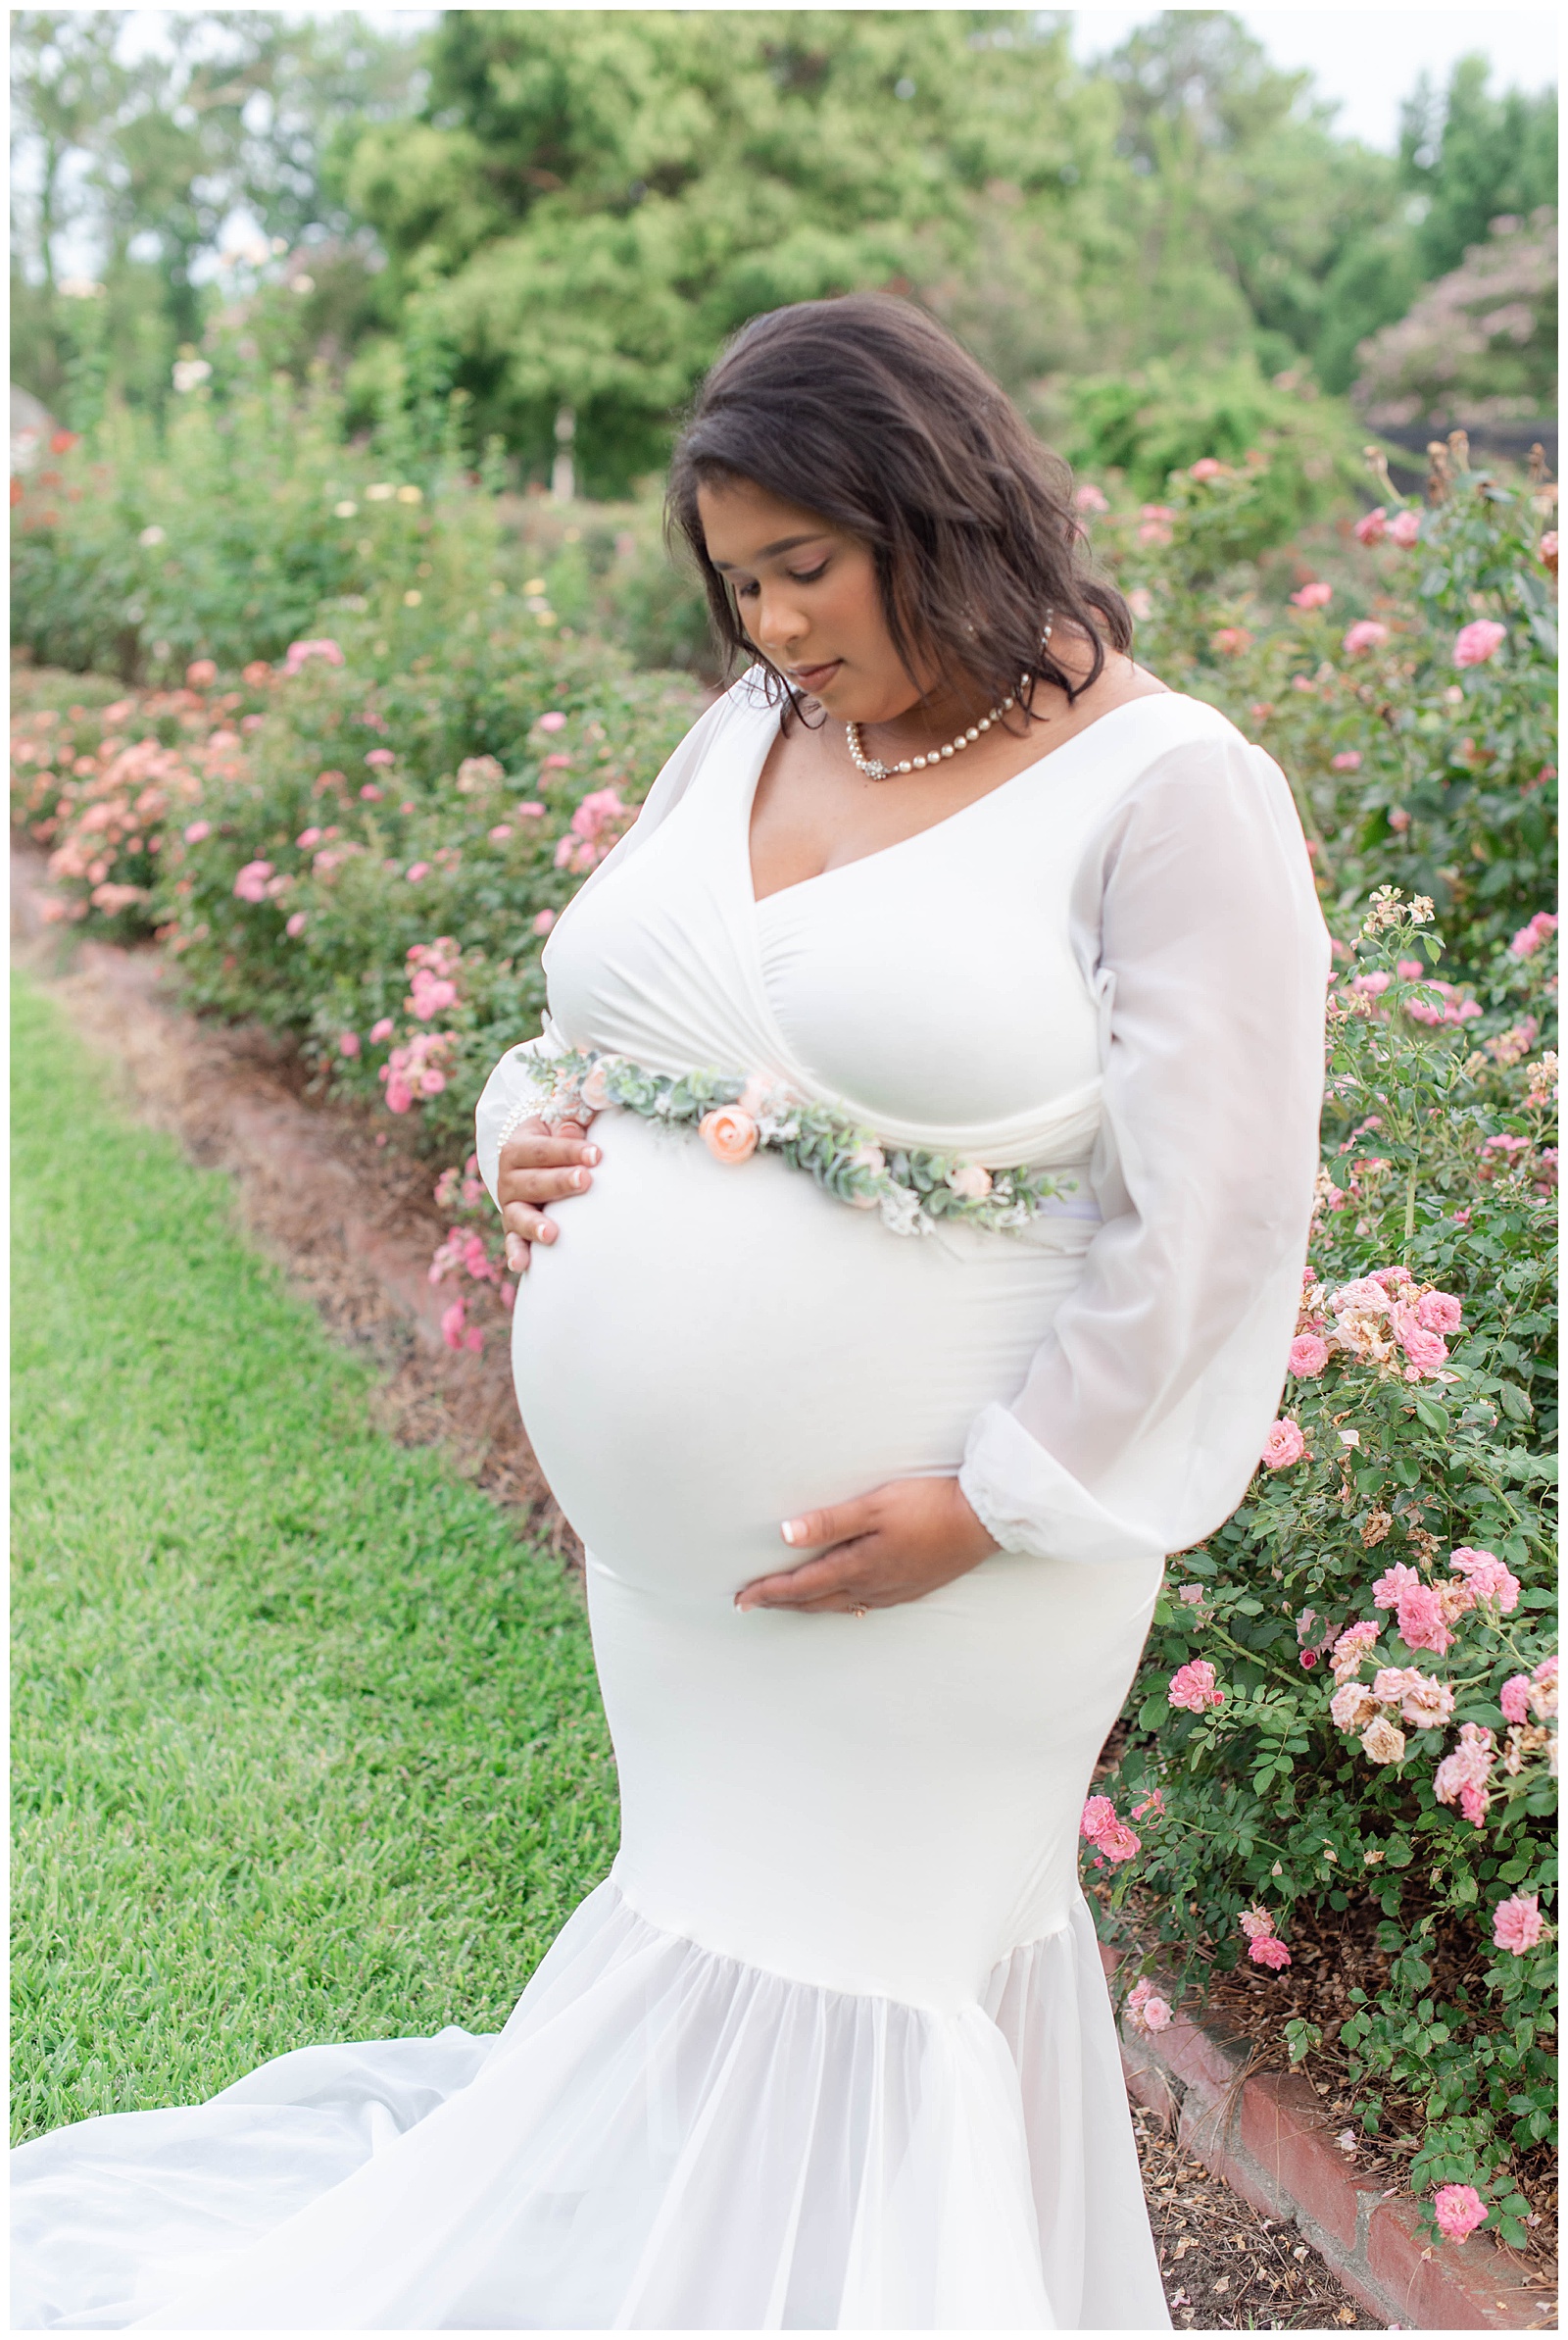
left=958, top=730, right=1331, bottom=1567
left=472, top=679, right=753, bottom=1207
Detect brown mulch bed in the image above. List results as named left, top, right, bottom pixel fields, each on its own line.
left=1135, top=2102, right=1382, bottom=2329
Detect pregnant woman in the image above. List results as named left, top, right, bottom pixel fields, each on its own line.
left=13, top=298, right=1328, bottom=2331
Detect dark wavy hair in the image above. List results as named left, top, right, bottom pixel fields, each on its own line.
left=667, top=294, right=1130, bottom=722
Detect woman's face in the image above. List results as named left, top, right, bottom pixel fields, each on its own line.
left=697, top=473, right=937, bottom=725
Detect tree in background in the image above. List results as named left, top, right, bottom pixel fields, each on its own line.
left=9, top=8, right=418, bottom=418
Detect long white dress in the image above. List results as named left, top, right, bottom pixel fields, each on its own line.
left=11, top=678, right=1329, bottom=2331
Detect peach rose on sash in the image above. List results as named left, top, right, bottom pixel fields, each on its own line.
left=699, top=1106, right=760, bottom=1164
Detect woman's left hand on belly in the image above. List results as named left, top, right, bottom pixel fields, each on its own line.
left=733, top=1478, right=999, bottom=1615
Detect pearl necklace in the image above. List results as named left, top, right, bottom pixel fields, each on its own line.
left=845, top=619, right=1054, bottom=781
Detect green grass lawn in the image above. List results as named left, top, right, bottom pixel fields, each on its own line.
left=10, top=971, right=619, bottom=2143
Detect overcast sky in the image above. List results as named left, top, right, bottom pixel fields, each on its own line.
left=1064, top=4, right=1559, bottom=148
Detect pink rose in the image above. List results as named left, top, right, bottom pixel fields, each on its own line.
left=1126, top=1976, right=1173, bottom=2031
left=536, top=711, right=567, bottom=732
left=284, top=911, right=307, bottom=937
left=1189, top=457, right=1225, bottom=481
left=516, top=800, right=547, bottom=816
left=1096, top=1818, right=1142, bottom=1864
left=1372, top=1562, right=1421, bottom=1612
left=232, top=859, right=272, bottom=903
left=366, top=746, right=396, bottom=769
left=489, top=824, right=513, bottom=842
left=1249, top=1934, right=1292, bottom=1969
left=1395, top=1584, right=1451, bottom=1657
left=1211, top=626, right=1253, bottom=656
left=1330, top=749, right=1362, bottom=770
left=1432, top=2185, right=1488, bottom=2244
left=1492, top=1893, right=1544, bottom=1955
left=1395, top=1315, right=1448, bottom=1375
left=1073, top=482, right=1109, bottom=512
left=360, top=782, right=382, bottom=801
left=338, top=1032, right=361, bottom=1059
left=406, top=862, right=430, bottom=883
left=384, top=1073, right=414, bottom=1115
left=1448, top=1548, right=1520, bottom=1615
left=1499, top=1674, right=1532, bottom=1725
left=1291, top=581, right=1333, bottom=609
left=1081, top=1795, right=1117, bottom=1842
left=183, top=818, right=212, bottom=843
left=369, top=1017, right=394, bottom=1043
left=1360, top=1715, right=1406, bottom=1765
left=296, top=825, right=322, bottom=849
left=1168, top=1659, right=1224, bottom=1713
left=1416, top=1290, right=1462, bottom=1333
left=1289, top=1333, right=1329, bottom=1378
left=947, top=1162, right=993, bottom=1199
left=1530, top=1655, right=1558, bottom=1719
left=1342, top=621, right=1388, bottom=656
left=1389, top=806, right=1410, bottom=830
left=532, top=909, right=557, bottom=935
left=1239, top=1907, right=1278, bottom=1941
left=1453, top=620, right=1506, bottom=668
left=1261, top=1419, right=1305, bottom=1469
left=1509, top=911, right=1557, bottom=958
left=1353, top=508, right=1387, bottom=545
left=1388, top=510, right=1421, bottom=547
left=699, top=1106, right=760, bottom=1165
left=1331, top=1620, right=1380, bottom=1681
left=186, top=658, right=218, bottom=687
left=1330, top=1680, right=1378, bottom=1731
left=1541, top=530, right=1558, bottom=572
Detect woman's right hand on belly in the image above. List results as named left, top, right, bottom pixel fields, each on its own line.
left=499, top=1116, right=600, bottom=1271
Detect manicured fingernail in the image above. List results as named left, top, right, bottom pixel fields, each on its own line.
left=584, top=1146, right=601, bottom=1165
left=781, top=1519, right=806, bottom=1545
left=572, top=1169, right=587, bottom=1188
left=505, top=1236, right=524, bottom=1269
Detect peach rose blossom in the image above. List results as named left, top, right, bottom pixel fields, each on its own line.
left=947, top=1162, right=992, bottom=1199
left=1360, top=1716, right=1406, bottom=1765
left=699, top=1107, right=760, bottom=1164
left=579, top=1064, right=612, bottom=1112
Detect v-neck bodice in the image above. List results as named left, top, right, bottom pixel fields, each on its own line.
left=536, top=681, right=1233, bottom=1167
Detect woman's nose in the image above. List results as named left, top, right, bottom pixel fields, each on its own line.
left=753, top=590, right=805, bottom=655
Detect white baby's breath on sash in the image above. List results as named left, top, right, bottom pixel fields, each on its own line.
left=538, top=1050, right=1072, bottom=1237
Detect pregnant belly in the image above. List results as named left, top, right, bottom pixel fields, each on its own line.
left=511, top=1110, right=1086, bottom=1604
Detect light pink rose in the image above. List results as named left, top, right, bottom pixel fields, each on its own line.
left=1330, top=1680, right=1379, bottom=1731
left=947, top=1162, right=993, bottom=1199
left=1360, top=1715, right=1406, bottom=1765
left=1416, top=1289, right=1463, bottom=1333
left=1291, top=581, right=1333, bottom=609
left=1249, top=1934, right=1292, bottom=1969
left=369, top=1017, right=394, bottom=1043
left=1432, top=2185, right=1488, bottom=2243
left=1331, top=1619, right=1380, bottom=1681
left=1529, top=1655, right=1558, bottom=1719
left=1388, top=510, right=1421, bottom=547
left=699, top=1106, right=760, bottom=1165
left=1372, top=1561, right=1422, bottom=1612
left=285, top=911, right=307, bottom=937
left=1492, top=1893, right=1544, bottom=1955
left=1261, top=1419, right=1305, bottom=1469
left=1453, top=620, right=1506, bottom=668
left=1371, top=1667, right=1422, bottom=1705
left=1189, top=457, right=1225, bottom=480
left=1168, top=1660, right=1224, bottom=1713
left=1331, top=749, right=1362, bottom=770
left=1395, top=1583, right=1452, bottom=1656
left=1342, top=621, right=1388, bottom=656
left=1073, top=482, right=1109, bottom=512
left=1239, top=1906, right=1278, bottom=1941
left=1126, top=1976, right=1172, bottom=2031
left=1499, top=1674, right=1532, bottom=1725
left=1395, top=1314, right=1449, bottom=1375
left=1211, top=626, right=1253, bottom=655
left=532, top=909, right=557, bottom=934
left=1354, top=508, right=1387, bottom=545
left=406, top=862, right=430, bottom=883
left=1289, top=1333, right=1329, bottom=1377
left=232, top=859, right=272, bottom=903
left=338, top=1032, right=361, bottom=1059
left=1399, top=1673, right=1455, bottom=1730
left=183, top=818, right=212, bottom=843
left=536, top=711, right=567, bottom=732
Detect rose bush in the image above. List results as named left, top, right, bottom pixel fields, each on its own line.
left=1098, top=892, right=1556, bottom=2245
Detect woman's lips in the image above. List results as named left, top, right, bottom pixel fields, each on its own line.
left=788, top=660, right=842, bottom=691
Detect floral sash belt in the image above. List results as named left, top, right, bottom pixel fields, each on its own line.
left=534, top=1050, right=1076, bottom=1238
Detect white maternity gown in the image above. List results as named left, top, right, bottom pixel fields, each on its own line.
left=12, top=677, right=1329, bottom=2331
